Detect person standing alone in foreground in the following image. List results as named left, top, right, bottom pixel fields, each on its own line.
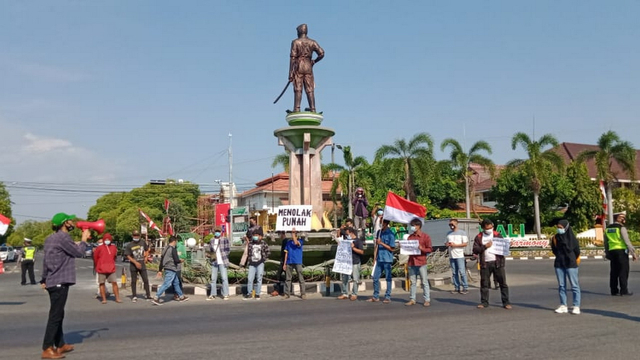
left=473, top=219, right=511, bottom=309
left=551, top=220, right=581, bottom=314
left=40, top=213, right=88, bottom=359
left=605, top=212, right=636, bottom=296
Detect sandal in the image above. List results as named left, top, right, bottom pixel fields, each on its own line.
left=366, top=298, right=380, bottom=302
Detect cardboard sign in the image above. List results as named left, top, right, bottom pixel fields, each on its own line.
left=332, top=240, right=353, bottom=275
left=399, top=240, right=420, bottom=255
left=487, top=238, right=511, bottom=256
left=276, top=205, right=312, bottom=231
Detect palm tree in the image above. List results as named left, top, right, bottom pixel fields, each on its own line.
left=508, top=132, right=564, bottom=239
left=577, top=130, right=636, bottom=224
left=375, top=133, right=434, bottom=201
left=326, top=146, right=368, bottom=219
left=271, top=151, right=290, bottom=172
left=441, top=139, right=495, bottom=219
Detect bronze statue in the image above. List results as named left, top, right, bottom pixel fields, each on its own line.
left=288, top=24, right=324, bottom=113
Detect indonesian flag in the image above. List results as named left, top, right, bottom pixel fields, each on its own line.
left=599, top=180, right=607, bottom=214
left=163, top=216, right=175, bottom=236
left=139, top=209, right=163, bottom=235
left=0, top=213, right=10, bottom=236
left=383, top=191, right=427, bottom=224
left=164, top=199, right=170, bottom=213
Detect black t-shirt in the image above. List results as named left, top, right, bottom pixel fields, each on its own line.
left=351, top=238, right=364, bottom=265
left=125, top=241, right=148, bottom=262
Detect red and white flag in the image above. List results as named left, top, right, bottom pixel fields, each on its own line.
left=599, top=180, right=607, bottom=214
left=0, top=213, right=10, bottom=236
left=383, top=191, right=427, bottom=224
left=139, top=209, right=163, bottom=235
left=163, top=216, right=175, bottom=236
left=164, top=199, right=170, bottom=213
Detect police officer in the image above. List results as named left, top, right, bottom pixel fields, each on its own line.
left=21, top=238, right=37, bottom=285
left=605, top=212, right=637, bottom=296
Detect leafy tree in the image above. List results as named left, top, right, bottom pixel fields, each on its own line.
left=612, top=187, right=640, bottom=232
left=375, top=133, right=434, bottom=202
left=508, top=133, right=564, bottom=239
left=326, top=145, right=368, bottom=218
left=440, top=139, right=495, bottom=218
left=0, top=182, right=13, bottom=242
left=6, top=220, right=51, bottom=248
left=564, top=162, right=603, bottom=232
left=271, top=151, right=290, bottom=172
left=418, top=161, right=464, bottom=210
left=577, top=130, right=636, bottom=224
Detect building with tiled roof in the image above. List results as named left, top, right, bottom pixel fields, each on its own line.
left=552, top=142, right=640, bottom=183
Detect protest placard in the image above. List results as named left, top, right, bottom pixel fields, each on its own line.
left=275, top=205, right=313, bottom=231
left=331, top=240, right=353, bottom=275
left=487, top=237, right=511, bottom=256
left=399, top=240, right=420, bottom=255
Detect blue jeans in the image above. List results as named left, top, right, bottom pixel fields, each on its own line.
left=156, top=270, right=183, bottom=298
left=409, top=265, right=430, bottom=302
left=341, top=263, right=361, bottom=296
left=247, top=262, right=265, bottom=296
left=211, top=262, right=229, bottom=297
left=450, top=257, right=468, bottom=291
left=555, top=267, right=581, bottom=307
left=373, top=262, right=392, bottom=300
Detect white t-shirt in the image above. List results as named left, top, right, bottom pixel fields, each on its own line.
left=482, top=232, right=496, bottom=262
left=447, top=230, right=468, bottom=259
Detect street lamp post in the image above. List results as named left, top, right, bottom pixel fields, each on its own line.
left=331, top=143, right=343, bottom=228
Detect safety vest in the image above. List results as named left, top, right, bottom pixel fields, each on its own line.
left=24, top=246, right=36, bottom=260
left=605, top=224, right=627, bottom=251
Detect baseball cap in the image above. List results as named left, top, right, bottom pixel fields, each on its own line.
left=52, top=213, right=76, bottom=227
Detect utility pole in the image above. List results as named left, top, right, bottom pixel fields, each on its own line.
left=228, top=133, right=233, bottom=238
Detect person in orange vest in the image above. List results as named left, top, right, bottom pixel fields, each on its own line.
left=20, top=238, right=37, bottom=285
left=93, top=233, right=121, bottom=304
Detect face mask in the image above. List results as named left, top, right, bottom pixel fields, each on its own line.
left=65, top=223, right=75, bottom=231
left=409, top=226, right=417, bottom=233
left=449, top=224, right=455, bottom=230
left=214, top=232, right=221, bottom=237
left=377, top=210, right=383, bottom=215
left=252, top=236, right=259, bottom=241
left=133, top=238, right=140, bottom=242
left=105, top=240, right=111, bottom=245
left=557, top=228, right=566, bottom=235
left=346, top=235, right=353, bottom=240
left=484, top=229, right=493, bottom=235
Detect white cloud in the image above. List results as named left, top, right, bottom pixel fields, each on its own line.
left=23, top=133, right=73, bottom=153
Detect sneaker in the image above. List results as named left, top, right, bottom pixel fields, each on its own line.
left=405, top=300, right=416, bottom=306
left=283, top=294, right=290, bottom=299
left=555, top=305, right=568, bottom=314
left=571, top=306, right=580, bottom=315
left=460, top=290, right=469, bottom=295
left=337, top=295, right=349, bottom=300
left=349, top=295, right=357, bottom=301
left=151, top=297, right=163, bottom=306
left=255, top=295, right=261, bottom=301
left=173, top=294, right=180, bottom=301
left=206, top=296, right=215, bottom=301
left=179, top=296, right=189, bottom=302
left=423, top=301, right=431, bottom=307
left=132, top=296, right=138, bottom=303
left=366, top=298, right=380, bottom=302
left=504, top=304, right=513, bottom=310
left=145, top=296, right=152, bottom=301
left=223, top=296, right=229, bottom=301
left=243, top=295, right=253, bottom=301
left=382, top=298, right=391, bottom=304
left=477, top=304, right=488, bottom=309
left=450, top=290, right=459, bottom=294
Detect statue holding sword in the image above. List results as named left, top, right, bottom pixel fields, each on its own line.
left=274, top=24, right=324, bottom=113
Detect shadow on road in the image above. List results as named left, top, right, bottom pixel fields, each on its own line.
left=580, top=290, right=611, bottom=297
left=582, top=309, right=640, bottom=323
left=511, top=302, right=553, bottom=311
left=66, top=328, right=109, bottom=344
left=436, top=298, right=477, bottom=306
left=0, top=301, right=26, bottom=305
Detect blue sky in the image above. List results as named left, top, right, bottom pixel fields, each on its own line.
left=1, top=1, right=639, bottom=223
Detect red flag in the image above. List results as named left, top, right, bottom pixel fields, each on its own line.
left=139, top=209, right=163, bottom=235
left=0, top=213, right=10, bottom=236
left=383, top=191, right=427, bottom=224
left=163, top=216, right=175, bottom=236
left=164, top=199, right=170, bottom=213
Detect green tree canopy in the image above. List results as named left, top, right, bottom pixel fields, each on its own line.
left=564, top=162, right=603, bottom=233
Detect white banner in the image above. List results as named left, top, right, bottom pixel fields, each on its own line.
left=487, top=238, right=511, bottom=256
left=399, top=240, right=420, bottom=255
left=275, top=205, right=312, bottom=231
left=332, top=240, right=353, bottom=275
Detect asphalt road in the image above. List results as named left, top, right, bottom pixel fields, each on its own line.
left=1, top=258, right=640, bottom=360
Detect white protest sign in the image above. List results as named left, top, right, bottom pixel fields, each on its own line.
left=275, top=205, right=312, bottom=231
left=487, top=238, right=511, bottom=256
left=331, top=240, right=353, bottom=275
left=399, top=240, right=420, bottom=255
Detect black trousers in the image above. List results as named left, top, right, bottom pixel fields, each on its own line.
left=130, top=263, right=151, bottom=298
left=42, top=285, right=69, bottom=350
left=480, top=261, right=510, bottom=306
left=609, top=249, right=630, bottom=295
left=21, top=260, right=36, bottom=284
left=274, top=261, right=285, bottom=293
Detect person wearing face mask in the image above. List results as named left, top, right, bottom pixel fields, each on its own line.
left=207, top=226, right=231, bottom=300
left=93, top=233, right=122, bottom=304
left=405, top=218, right=433, bottom=307
left=40, top=212, right=89, bottom=359
left=352, top=187, right=369, bottom=236
left=367, top=219, right=396, bottom=304
left=551, top=220, right=581, bottom=314
left=605, top=212, right=637, bottom=296
left=473, top=219, right=511, bottom=309
left=446, top=219, right=469, bottom=295
left=283, top=228, right=306, bottom=299
left=152, top=236, right=188, bottom=305
left=244, top=231, right=270, bottom=300
left=373, top=208, right=384, bottom=238
left=125, top=230, right=151, bottom=302
left=336, top=227, right=364, bottom=301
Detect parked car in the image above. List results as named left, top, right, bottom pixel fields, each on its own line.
left=0, top=245, right=17, bottom=262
